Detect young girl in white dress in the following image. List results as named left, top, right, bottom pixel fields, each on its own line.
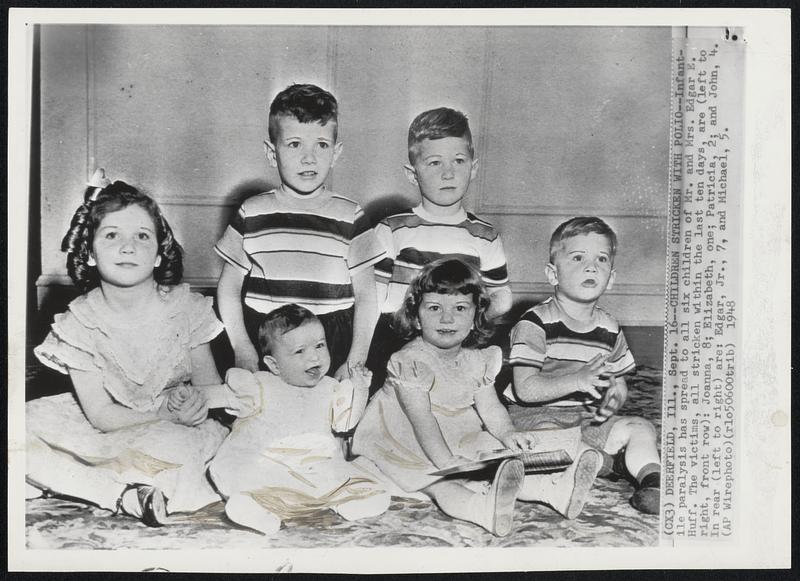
left=27, top=171, right=256, bottom=526
left=352, top=259, right=604, bottom=536
left=208, top=304, right=390, bottom=535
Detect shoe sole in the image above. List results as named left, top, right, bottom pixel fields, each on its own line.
left=565, top=449, right=601, bottom=519
left=490, top=459, right=525, bottom=537
left=138, top=486, right=168, bottom=527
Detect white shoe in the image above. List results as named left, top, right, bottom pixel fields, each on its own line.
left=225, top=494, right=281, bottom=535
left=521, top=446, right=601, bottom=519
left=479, top=458, right=525, bottom=537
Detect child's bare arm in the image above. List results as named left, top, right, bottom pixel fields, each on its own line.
left=336, top=266, right=378, bottom=378
left=190, top=342, right=223, bottom=385
left=512, top=354, right=611, bottom=403
left=396, top=386, right=464, bottom=469
left=71, top=369, right=198, bottom=432
left=473, top=387, right=537, bottom=452
left=217, top=263, right=259, bottom=372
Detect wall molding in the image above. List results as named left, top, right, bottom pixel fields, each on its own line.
left=474, top=202, right=668, bottom=219
left=156, top=196, right=237, bottom=207
left=510, top=281, right=664, bottom=297
left=35, top=274, right=664, bottom=326
left=37, top=273, right=663, bottom=295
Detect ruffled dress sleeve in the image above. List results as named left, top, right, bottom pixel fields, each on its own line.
left=384, top=349, right=437, bottom=394
left=474, top=345, right=504, bottom=394
left=34, top=295, right=100, bottom=375
left=181, top=287, right=224, bottom=348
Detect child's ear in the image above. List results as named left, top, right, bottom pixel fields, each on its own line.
left=403, top=163, right=419, bottom=187
left=470, top=157, right=480, bottom=181
left=545, top=263, right=559, bottom=287
left=330, top=141, right=344, bottom=167
left=263, top=355, right=280, bottom=375
left=264, top=140, right=278, bottom=168
left=606, top=269, right=617, bottom=292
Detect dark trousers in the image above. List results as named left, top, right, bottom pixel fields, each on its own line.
left=365, top=312, right=409, bottom=397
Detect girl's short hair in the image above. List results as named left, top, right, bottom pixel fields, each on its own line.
left=61, top=180, right=184, bottom=293
left=392, top=258, right=494, bottom=348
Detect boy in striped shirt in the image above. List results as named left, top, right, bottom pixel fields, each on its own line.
left=215, top=84, right=384, bottom=379
left=504, top=217, right=661, bottom=514
left=367, top=107, right=512, bottom=390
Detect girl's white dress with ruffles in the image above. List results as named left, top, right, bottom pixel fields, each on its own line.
left=28, top=284, right=229, bottom=513
left=209, top=372, right=389, bottom=521
left=352, top=338, right=506, bottom=492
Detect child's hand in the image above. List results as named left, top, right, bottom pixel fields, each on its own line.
left=593, top=379, right=627, bottom=423
left=346, top=362, right=372, bottom=389
left=160, top=386, right=208, bottom=426
left=234, top=343, right=261, bottom=373
left=574, top=354, right=612, bottom=399
left=500, top=431, right=538, bottom=452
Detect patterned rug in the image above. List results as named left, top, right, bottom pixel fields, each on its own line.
left=25, top=366, right=662, bottom=550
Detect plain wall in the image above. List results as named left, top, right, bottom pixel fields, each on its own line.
left=36, top=25, right=670, bottom=325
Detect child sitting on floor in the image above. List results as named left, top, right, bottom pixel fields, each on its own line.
left=504, top=217, right=661, bottom=514
left=208, top=304, right=390, bottom=535
left=353, top=259, right=603, bottom=537
left=27, top=172, right=254, bottom=526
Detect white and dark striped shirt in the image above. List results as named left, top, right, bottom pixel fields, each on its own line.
left=215, top=188, right=384, bottom=316
left=374, top=205, right=510, bottom=313
left=506, top=296, right=636, bottom=405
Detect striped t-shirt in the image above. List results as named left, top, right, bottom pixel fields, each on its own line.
left=505, top=296, right=636, bottom=405
left=214, top=188, right=385, bottom=316
left=374, top=205, right=510, bottom=313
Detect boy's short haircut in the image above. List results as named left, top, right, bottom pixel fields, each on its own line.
left=549, top=216, right=618, bottom=263
left=258, top=303, right=320, bottom=356
left=407, top=107, right=474, bottom=164
left=268, top=83, right=339, bottom=143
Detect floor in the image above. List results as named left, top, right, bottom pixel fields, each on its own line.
left=24, top=361, right=663, bottom=550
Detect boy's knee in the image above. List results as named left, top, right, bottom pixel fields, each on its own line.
left=620, top=416, right=657, bottom=438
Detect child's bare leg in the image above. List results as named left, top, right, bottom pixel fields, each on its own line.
left=334, top=492, right=391, bottom=521
left=605, top=417, right=661, bottom=514
left=518, top=444, right=602, bottom=519
left=224, top=493, right=281, bottom=535
left=424, top=458, right=524, bottom=537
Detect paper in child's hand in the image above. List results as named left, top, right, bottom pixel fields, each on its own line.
left=331, top=374, right=369, bottom=433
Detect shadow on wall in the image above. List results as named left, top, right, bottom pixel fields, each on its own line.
left=362, top=191, right=419, bottom=225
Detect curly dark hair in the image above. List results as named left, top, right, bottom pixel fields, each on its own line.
left=392, top=258, right=494, bottom=348
left=61, top=180, right=184, bottom=292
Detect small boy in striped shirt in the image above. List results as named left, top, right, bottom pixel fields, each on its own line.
left=367, top=107, right=512, bottom=391
left=215, top=84, right=384, bottom=379
left=504, top=217, right=661, bottom=514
